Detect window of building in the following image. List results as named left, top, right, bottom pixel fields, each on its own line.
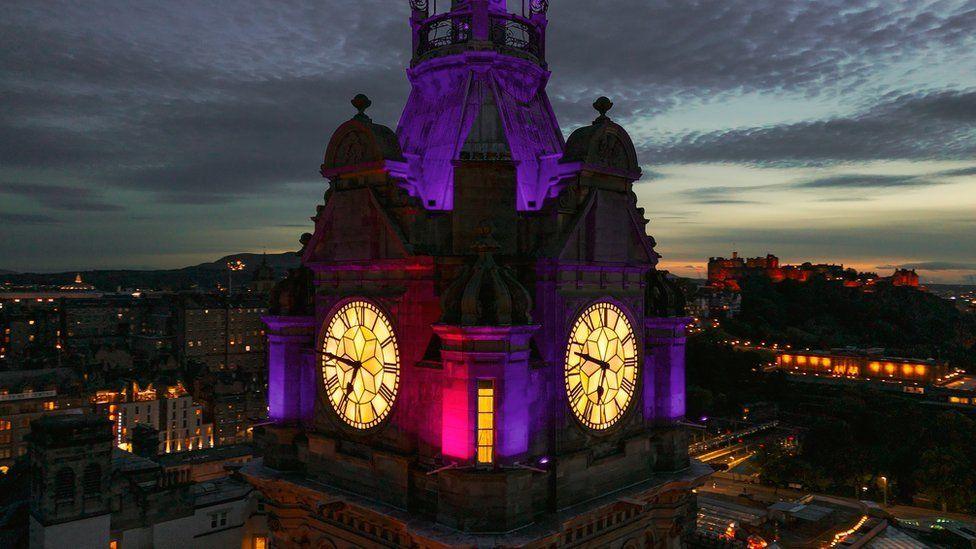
left=82, top=463, right=101, bottom=497
left=43, top=401, right=55, bottom=411
left=55, top=467, right=75, bottom=502
left=253, top=536, right=268, bottom=549
left=210, top=510, right=228, bottom=529
left=0, top=449, right=11, bottom=459
left=477, top=380, right=494, bottom=465
left=0, top=420, right=9, bottom=431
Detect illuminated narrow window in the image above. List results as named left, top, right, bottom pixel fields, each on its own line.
left=253, top=536, right=268, bottom=549
left=476, top=380, right=494, bottom=465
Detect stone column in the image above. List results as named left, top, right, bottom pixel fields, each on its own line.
left=263, top=316, right=316, bottom=423
left=643, top=317, right=691, bottom=423
left=433, top=324, right=539, bottom=465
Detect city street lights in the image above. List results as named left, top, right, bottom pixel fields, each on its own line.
left=880, top=476, right=888, bottom=507
left=227, top=259, right=246, bottom=295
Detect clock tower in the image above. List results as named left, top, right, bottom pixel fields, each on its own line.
left=249, top=1, right=709, bottom=546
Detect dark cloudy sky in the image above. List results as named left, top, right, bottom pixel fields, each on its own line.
left=2, top=0, right=975, bottom=282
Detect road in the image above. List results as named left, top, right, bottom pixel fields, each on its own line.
left=699, top=475, right=976, bottom=525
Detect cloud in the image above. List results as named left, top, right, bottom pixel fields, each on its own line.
left=935, top=166, right=976, bottom=177
left=549, top=0, right=976, bottom=126
left=793, top=174, right=935, bottom=189
left=1, top=0, right=975, bottom=275
left=0, top=183, right=123, bottom=212
left=0, top=213, right=61, bottom=225
left=646, top=89, right=976, bottom=165
left=678, top=184, right=776, bottom=204
left=894, top=261, right=976, bottom=271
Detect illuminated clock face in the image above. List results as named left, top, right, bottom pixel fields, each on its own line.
left=564, top=302, right=639, bottom=430
left=321, top=300, right=400, bottom=430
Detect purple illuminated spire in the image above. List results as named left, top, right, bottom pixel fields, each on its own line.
left=398, top=0, right=571, bottom=211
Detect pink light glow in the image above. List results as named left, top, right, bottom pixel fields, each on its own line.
left=441, top=377, right=472, bottom=460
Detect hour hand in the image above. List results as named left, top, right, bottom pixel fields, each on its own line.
left=575, top=352, right=609, bottom=369
left=323, top=352, right=359, bottom=369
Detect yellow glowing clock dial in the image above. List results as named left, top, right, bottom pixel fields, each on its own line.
left=564, top=302, right=638, bottom=430
left=321, top=300, right=400, bottom=429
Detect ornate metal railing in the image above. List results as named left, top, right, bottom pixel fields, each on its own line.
left=488, top=14, right=543, bottom=59
left=416, top=13, right=473, bottom=57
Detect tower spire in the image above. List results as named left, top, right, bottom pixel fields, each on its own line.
left=400, top=0, right=566, bottom=211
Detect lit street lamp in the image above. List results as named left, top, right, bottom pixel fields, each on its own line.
left=880, top=476, right=888, bottom=507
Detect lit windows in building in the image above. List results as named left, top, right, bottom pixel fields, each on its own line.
left=253, top=536, right=268, bottom=549
left=477, top=380, right=495, bottom=465
left=869, top=362, right=881, bottom=373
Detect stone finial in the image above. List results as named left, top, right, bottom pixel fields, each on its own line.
left=593, top=96, right=613, bottom=120
left=439, top=220, right=532, bottom=326
left=351, top=94, right=372, bottom=121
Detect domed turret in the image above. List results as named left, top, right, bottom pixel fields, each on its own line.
left=320, top=94, right=404, bottom=179
left=440, top=221, right=532, bottom=326
left=562, top=96, right=641, bottom=178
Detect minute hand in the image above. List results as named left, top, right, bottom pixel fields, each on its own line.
left=575, top=352, right=610, bottom=369
left=323, top=352, right=360, bottom=369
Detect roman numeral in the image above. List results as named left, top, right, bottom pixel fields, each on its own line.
left=325, top=375, right=339, bottom=392
left=568, top=383, right=583, bottom=402
left=621, top=332, right=634, bottom=346
left=583, top=400, right=594, bottom=421
left=380, top=336, right=394, bottom=348
left=383, top=362, right=398, bottom=374
left=624, top=357, right=638, bottom=368
left=582, top=315, right=595, bottom=331
left=621, top=378, right=635, bottom=394
left=379, top=385, right=396, bottom=403
left=339, top=313, right=350, bottom=329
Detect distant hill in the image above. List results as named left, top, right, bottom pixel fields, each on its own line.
left=0, top=252, right=300, bottom=292
left=184, top=253, right=302, bottom=272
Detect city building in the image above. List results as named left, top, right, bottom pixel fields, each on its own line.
left=775, top=349, right=949, bottom=385
left=770, top=348, right=976, bottom=410
left=92, top=381, right=214, bottom=454
left=246, top=1, right=707, bottom=547
left=0, top=368, right=87, bottom=473
left=707, top=252, right=921, bottom=292
left=177, top=294, right=268, bottom=374
left=27, top=415, right=268, bottom=549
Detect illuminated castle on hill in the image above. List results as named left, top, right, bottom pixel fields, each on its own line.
left=707, top=252, right=921, bottom=292
left=244, top=1, right=708, bottom=547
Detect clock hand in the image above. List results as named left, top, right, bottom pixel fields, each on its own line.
left=575, top=352, right=611, bottom=370
left=338, top=380, right=354, bottom=411
left=324, top=352, right=360, bottom=369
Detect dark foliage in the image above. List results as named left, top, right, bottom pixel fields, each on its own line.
left=722, top=275, right=976, bottom=369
